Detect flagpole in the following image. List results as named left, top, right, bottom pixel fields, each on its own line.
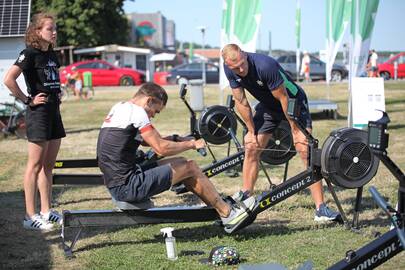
left=295, top=0, right=301, bottom=82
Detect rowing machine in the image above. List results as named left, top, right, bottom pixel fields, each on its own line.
left=225, top=98, right=380, bottom=233
left=327, top=111, right=404, bottom=269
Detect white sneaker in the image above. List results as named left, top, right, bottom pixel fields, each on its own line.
left=41, top=210, right=63, bottom=225
left=23, top=214, right=54, bottom=231
left=221, top=196, right=256, bottom=233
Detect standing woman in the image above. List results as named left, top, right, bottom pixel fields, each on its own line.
left=3, top=13, right=65, bottom=230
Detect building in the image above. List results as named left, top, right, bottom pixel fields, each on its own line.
left=186, top=48, right=221, bottom=65
left=127, top=12, right=176, bottom=50
left=0, top=0, right=30, bottom=102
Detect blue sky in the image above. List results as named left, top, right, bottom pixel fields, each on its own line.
left=124, top=0, right=405, bottom=52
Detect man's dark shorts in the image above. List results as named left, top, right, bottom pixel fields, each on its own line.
left=253, top=99, right=312, bottom=134
left=108, top=162, right=173, bottom=203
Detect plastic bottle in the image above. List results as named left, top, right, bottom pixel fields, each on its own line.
left=160, top=227, right=178, bottom=260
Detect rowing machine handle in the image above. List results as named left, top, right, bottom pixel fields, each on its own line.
left=369, top=186, right=405, bottom=247
left=180, top=84, right=187, bottom=99
left=197, top=147, right=207, bottom=157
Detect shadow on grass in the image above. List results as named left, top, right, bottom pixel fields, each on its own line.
left=0, top=191, right=53, bottom=270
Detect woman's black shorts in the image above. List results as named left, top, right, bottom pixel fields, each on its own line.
left=26, top=96, right=66, bottom=142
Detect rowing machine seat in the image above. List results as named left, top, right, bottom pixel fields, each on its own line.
left=111, top=197, right=154, bottom=210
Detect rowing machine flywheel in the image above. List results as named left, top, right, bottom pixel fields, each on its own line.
left=261, top=120, right=296, bottom=165
left=321, top=128, right=379, bottom=189
left=197, top=105, right=237, bottom=145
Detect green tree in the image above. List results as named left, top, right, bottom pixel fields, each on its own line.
left=32, top=0, right=130, bottom=47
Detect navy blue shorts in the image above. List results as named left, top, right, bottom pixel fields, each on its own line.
left=108, top=162, right=173, bottom=203
left=253, top=100, right=312, bottom=134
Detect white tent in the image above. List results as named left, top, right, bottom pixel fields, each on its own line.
left=150, top=53, right=176, bottom=62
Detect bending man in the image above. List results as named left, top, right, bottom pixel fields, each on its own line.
left=222, top=44, right=340, bottom=222
left=97, top=82, right=255, bottom=232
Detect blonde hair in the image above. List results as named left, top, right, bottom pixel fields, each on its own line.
left=25, top=12, right=56, bottom=50
left=221, top=44, right=242, bottom=62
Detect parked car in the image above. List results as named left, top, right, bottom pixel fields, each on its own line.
left=60, top=60, right=145, bottom=86
left=377, top=52, right=405, bottom=80
left=276, top=54, right=348, bottom=82
left=166, top=62, right=219, bottom=85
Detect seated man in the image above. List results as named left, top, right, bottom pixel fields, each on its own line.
left=96, top=82, right=255, bottom=232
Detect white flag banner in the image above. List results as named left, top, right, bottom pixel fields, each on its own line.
left=325, top=0, right=351, bottom=83
left=219, top=0, right=262, bottom=96
left=349, top=0, right=379, bottom=79
left=348, top=0, right=379, bottom=126
left=295, top=0, right=301, bottom=81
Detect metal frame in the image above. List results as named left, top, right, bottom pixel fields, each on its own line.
left=62, top=206, right=219, bottom=257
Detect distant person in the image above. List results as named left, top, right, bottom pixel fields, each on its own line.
left=300, top=51, right=311, bottom=82
left=367, top=49, right=379, bottom=77
left=222, top=44, right=341, bottom=222
left=71, top=66, right=86, bottom=100
left=3, top=12, right=65, bottom=231
left=97, top=82, right=256, bottom=233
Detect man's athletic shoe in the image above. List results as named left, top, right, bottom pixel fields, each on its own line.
left=41, top=210, right=63, bottom=225
left=23, top=214, right=54, bottom=231
left=314, top=203, right=341, bottom=222
left=221, top=196, right=256, bottom=233
left=231, top=190, right=250, bottom=202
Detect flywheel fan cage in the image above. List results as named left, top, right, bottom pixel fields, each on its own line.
left=321, top=128, right=379, bottom=189
left=261, top=121, right=296, bottom=165
left=197, top=105, right=238, bottom=145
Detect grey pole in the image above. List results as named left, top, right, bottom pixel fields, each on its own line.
left=198, top=26, right=207, bottom=85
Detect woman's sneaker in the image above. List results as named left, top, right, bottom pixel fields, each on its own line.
left=221, top=196, right=256, bottom=233
left=23, top=214, right=54, bottom=231
left=314, top=203, right=341, bottom=222
left=41, top=210, right=63, bottom=225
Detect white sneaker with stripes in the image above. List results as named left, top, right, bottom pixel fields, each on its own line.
left=23, top=214, right=54, bottom=231
left=41, top=210, right=63, bottom=225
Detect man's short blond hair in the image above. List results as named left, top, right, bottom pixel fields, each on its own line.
left=222, top=44, right=242, bottom=62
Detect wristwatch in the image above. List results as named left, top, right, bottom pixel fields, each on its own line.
left=24, top=95, right=32, bottom=105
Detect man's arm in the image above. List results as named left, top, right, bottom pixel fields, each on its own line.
left=271, top=85, right=300, bottom=134
left=232, top=87, right=255, bottom=133
left=141, top=127, right=204, bottom=157
left=232, top=87, right=258, bottom=146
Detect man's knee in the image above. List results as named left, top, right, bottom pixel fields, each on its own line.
left=187, top=160, right=201, bottom=176
left=244, top=142, right=261, bottom=161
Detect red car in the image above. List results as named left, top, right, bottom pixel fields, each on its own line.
left=60, top=59, right=145, bottom=86
left=378, top=52, right=405, bottom=80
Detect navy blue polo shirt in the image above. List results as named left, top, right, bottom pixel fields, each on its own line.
left=224, top=52, right=307, bottom=113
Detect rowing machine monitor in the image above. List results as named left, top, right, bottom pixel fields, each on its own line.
left=368, top=111, right=390, bottom=152
left=287, top=98, right=300, bottom=119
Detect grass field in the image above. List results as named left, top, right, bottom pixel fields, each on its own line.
left=1, top=81, right=404, bottom=270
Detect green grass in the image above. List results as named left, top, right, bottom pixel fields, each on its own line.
left=1, top=82, right=405, bottom=269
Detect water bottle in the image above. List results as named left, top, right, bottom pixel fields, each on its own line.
left=160, top=227, right=178, bottom=260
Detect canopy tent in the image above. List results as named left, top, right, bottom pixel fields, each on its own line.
left=150, top=53, right=176, bottom=62
left=150, top=53, right=177, bottom=72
